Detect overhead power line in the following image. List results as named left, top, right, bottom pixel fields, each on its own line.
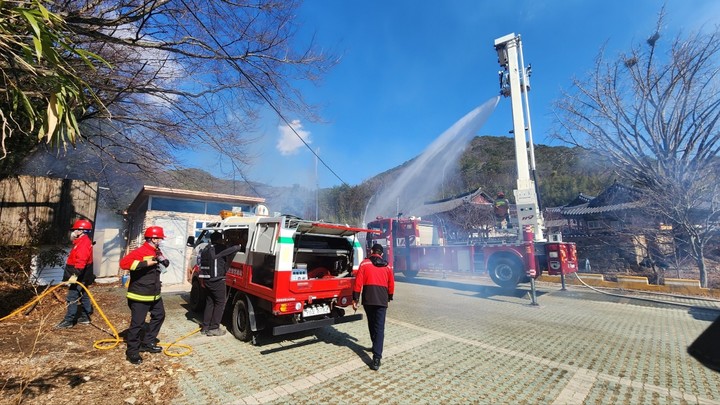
left=179, top=0, right=349, bottom=188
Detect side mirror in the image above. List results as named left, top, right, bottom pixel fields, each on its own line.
left=186, top=236, right=195, bottom=246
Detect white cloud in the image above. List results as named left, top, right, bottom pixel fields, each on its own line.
left=276, top=119, right=311, bottom=155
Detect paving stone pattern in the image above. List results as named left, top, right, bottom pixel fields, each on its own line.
left=160, top=277, right=720, bottom=404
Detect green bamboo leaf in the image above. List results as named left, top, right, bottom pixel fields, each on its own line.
left=65, top=113, right=78, bottom=145
left=19, top=9, right=41, bottom=39
left=18, top=92, right=37, bottom=124
left=36, top=2, right=51, bottom=21
left=74, top=48, right=112, bottom=69
left=31, top=36, right=42, bottom=60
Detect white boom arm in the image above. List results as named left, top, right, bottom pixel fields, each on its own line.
left=494, top=33, right=545, bottom=242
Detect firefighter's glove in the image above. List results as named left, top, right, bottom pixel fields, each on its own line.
left=156, top=254, right=170, bottom=268
left=388, top=294, right=393, bottom=301
left=67, top=274, right=78, bottom=284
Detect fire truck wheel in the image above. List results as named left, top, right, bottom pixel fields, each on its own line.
left=189, top=278, right=206, bottom=312
left=488, top=257, right=522, bottom=289
left=230, top=296, right=252, bottom=342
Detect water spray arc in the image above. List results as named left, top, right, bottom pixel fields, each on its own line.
left=363, top=97, right=500, bottom=224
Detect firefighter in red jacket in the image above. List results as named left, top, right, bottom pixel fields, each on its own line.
left=119, top=225, right=169, bottom=365
left=55, top=219, right=95, bottom=329
left=353, top=243, right=395, bottom=371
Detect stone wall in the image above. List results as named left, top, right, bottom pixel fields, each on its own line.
left=565, top=234, right=643, bottom=273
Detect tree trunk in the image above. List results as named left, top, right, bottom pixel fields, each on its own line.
left=698, top=250, right=708, bottom=288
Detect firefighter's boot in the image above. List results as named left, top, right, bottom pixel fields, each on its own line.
left=140, top=344, right=162, bottom=353
left=126, top=353, right=142, bottom=365
left=77, top=314, right=91, bottom=325
left=206, top=328, right=227, bottom=337
left=55, top=320, right=74, bottom=329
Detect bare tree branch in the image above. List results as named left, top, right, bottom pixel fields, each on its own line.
left=553, top=12, right=720, bottom=286
left=3, top=0, right=338, bottom=199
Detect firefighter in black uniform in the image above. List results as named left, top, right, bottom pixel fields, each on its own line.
left=119, top=226, right=169, bottom=365
left=199, top=232, right=242, bottom=336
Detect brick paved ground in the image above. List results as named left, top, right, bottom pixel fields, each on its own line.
left=160, top=275, right=720, bottom=404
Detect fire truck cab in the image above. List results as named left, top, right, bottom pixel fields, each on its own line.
left=366, top=216, right=475, bottom=279
left=186, top=211, right=370, bottom=343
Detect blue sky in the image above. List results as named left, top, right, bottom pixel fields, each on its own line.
left=235, top=1, right=719, bottom=189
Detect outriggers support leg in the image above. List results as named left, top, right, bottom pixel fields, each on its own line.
left=529, top=278, right=539, bottom=306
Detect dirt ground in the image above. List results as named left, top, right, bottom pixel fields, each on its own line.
left=0, top=281, right=185, bottom=405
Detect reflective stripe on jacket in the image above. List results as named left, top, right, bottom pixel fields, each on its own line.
left=119, top=242, right=162, bottom=301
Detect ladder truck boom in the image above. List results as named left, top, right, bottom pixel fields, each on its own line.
left=494, top=33, right=545, bottom=242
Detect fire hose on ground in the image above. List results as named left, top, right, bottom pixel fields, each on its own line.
left=0, top=280, right=201, bottom=357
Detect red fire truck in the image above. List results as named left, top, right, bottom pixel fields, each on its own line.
left=365, top=215, right=577, bottom=288
left=365, top=34, right=578, bottom=288
left=186, top=211, right=375, bottom=343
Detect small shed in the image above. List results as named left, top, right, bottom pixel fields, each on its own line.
left=124, top=186, right=265, bottom=286
left=0, top=175, right=98, bottom=246
left=0, top=175, right=98, bottom=285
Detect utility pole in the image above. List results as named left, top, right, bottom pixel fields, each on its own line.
left=315, top=148, right=319, bottom=221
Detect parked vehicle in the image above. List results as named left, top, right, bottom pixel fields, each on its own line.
left=186, top=210, right=373, bottom=343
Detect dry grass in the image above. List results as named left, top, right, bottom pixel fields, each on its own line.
left=0, top=282, right=181, bottom=405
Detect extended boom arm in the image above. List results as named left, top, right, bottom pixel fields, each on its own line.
left=494, top=33, right=545, bottom=242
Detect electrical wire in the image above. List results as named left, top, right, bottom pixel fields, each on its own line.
left=178, top=0, right=349, bottom=187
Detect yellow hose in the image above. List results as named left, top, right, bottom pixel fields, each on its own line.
left=161, top=326, right=202, bottom=357
left=0, top=283, right=65, bottom=322
left=0, top=281, right=199, bottom=356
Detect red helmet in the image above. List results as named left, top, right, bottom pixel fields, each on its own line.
left=71, top=219, right=93, bottom=230
left=144, top=226, right=166, bottom=239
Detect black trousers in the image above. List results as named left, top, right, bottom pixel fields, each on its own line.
left=126, top=298, right=165, bottom=356
left=364, top=305, right=387, bottom=360
left=202, top=278, right=227, bottom=331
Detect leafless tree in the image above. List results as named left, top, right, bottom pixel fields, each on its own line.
left=553, top=12, right=720, bottom=287
left=434, top=202, right=496, bottom=243
left=4, top=0, right=336, bottom=191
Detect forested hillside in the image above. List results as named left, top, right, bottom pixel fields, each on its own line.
left=319, top=136, right=615, bottom=225
left=458, top=136, right=614, bottom=208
